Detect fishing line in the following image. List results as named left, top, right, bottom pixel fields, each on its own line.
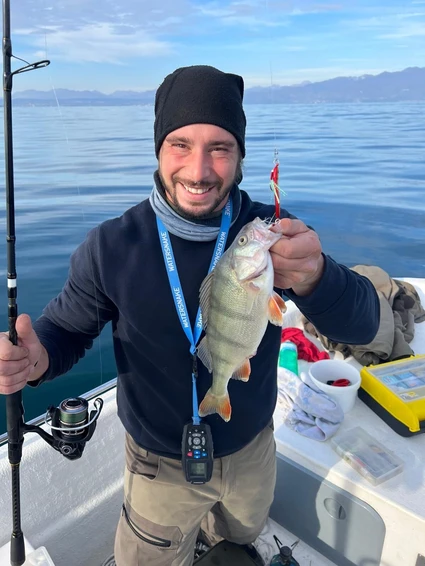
left=37, top=8, right=106, bottom=385
left=11, top=54, right=31, bottom=66
left=44, top=398, right=103, bottom=432
left=264, top=0, right=286, bottom=220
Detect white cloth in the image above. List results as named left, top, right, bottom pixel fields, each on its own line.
left=277, top=367, right=344, bottom=441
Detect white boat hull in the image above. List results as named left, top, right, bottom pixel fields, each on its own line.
left=1, top=277, right=424, bottom=566
left=0, top=387, right=336, bottom=566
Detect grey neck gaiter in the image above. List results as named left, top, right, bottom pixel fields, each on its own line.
left=149, top=172, right=242, bottom=242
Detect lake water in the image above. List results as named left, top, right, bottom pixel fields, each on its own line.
left=1, top=102, right=424, bottom=434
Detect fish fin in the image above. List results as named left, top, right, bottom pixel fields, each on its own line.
left=273, top=291, right=287, bottom=313
left=199, top=271, right=215, bottom=329
left=199, top=389, right=232, bottom=422
left=268, top=293, right=286, bottom=326
left=197, top=336, right=212, bottom=372
left=232, top=358, right=251, bottom=382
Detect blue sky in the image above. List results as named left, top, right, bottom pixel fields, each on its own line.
left=12, top=0, right=425, bottom=93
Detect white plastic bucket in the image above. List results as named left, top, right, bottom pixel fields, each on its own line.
left=309, top=359, right=361, bottom=413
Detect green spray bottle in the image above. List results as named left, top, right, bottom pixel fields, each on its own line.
left=278, top=341, right=299, bottom=375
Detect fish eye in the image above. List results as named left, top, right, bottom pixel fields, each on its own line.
left=238, top=236, right=248, bottom=246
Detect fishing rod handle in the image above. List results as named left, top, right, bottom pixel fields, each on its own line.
left=10, top=533, right=25, bottom=566
left=9, top=314, right=17, bottom=345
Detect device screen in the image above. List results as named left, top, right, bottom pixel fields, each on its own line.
left=190, top=462, right=206, bottom=476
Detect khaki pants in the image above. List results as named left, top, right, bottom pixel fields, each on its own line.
left=114, top=425, right=276, bottom=566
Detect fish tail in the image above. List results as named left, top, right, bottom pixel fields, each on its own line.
left=199, top=389, right=232, bottom=422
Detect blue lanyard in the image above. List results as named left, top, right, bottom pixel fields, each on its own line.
left=156, top=198, right=232, bottom=424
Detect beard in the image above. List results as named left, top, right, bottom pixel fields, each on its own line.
left=158, top=170, right=239, bottom=221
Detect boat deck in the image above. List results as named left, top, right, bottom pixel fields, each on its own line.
left=255, top=517, right=337, bottom=565
left=271, top=277, right=425, bottom=565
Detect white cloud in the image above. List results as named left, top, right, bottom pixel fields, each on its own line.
left=230, top=0, right=258, bottom=5
left=397, top=11, right=425, bottom=17
left=194, top=0, right=342, bottom=27
left=194, top=1, right=286, bottom=27
left=290, top=5, right=342, bottom=16
left=343, top=10, right=425, bottom=35
left=217, top=15, right=286, bottom=27
left=379, top=22, right=425, bottom=38
left=15, top=0, right=193, bottom=31
left=196, top=6, right=236, bottom=17
left=22, top=23, right=175, bottom=64
left=149, top=17, right=184, bottom=28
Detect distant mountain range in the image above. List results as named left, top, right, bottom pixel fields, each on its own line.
left=9, top=67, right=425, bottom=106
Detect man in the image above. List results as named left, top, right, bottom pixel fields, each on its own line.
left=0, top=65, right=380, bottom=565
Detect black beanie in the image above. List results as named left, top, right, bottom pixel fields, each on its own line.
left=154, top=65, right=246, bottom=158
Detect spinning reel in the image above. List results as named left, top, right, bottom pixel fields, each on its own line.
left=24, top=396, right=103, bottom=460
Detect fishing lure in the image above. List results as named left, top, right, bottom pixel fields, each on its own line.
left=270, top=150, right=286, bottom=220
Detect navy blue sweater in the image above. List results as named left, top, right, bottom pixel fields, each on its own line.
left=33, top=191, right=380, bottom=458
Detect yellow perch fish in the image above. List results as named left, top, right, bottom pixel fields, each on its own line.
left=197, top=217, right=287, bottom=422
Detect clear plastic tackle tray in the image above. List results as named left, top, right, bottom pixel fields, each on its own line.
left=331, top=426, right=404, bottom=485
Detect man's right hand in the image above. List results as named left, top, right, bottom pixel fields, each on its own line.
left=0, top=314, right=47, bottom=395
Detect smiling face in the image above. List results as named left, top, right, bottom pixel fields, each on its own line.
left=158, top=123, right=242, bottom=220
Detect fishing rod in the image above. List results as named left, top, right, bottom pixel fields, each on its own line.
left=2, top=2, right=103, bottom=564
left=3, top=0, right=50, bottom=563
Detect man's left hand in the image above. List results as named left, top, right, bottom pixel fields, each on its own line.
left=269, top=218, right=324, bottom=296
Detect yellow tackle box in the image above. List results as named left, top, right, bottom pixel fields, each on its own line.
left=359, top=355, right=425, bottom=437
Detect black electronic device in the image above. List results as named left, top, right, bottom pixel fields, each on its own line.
left=182, top=422, right=214, bottom=484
